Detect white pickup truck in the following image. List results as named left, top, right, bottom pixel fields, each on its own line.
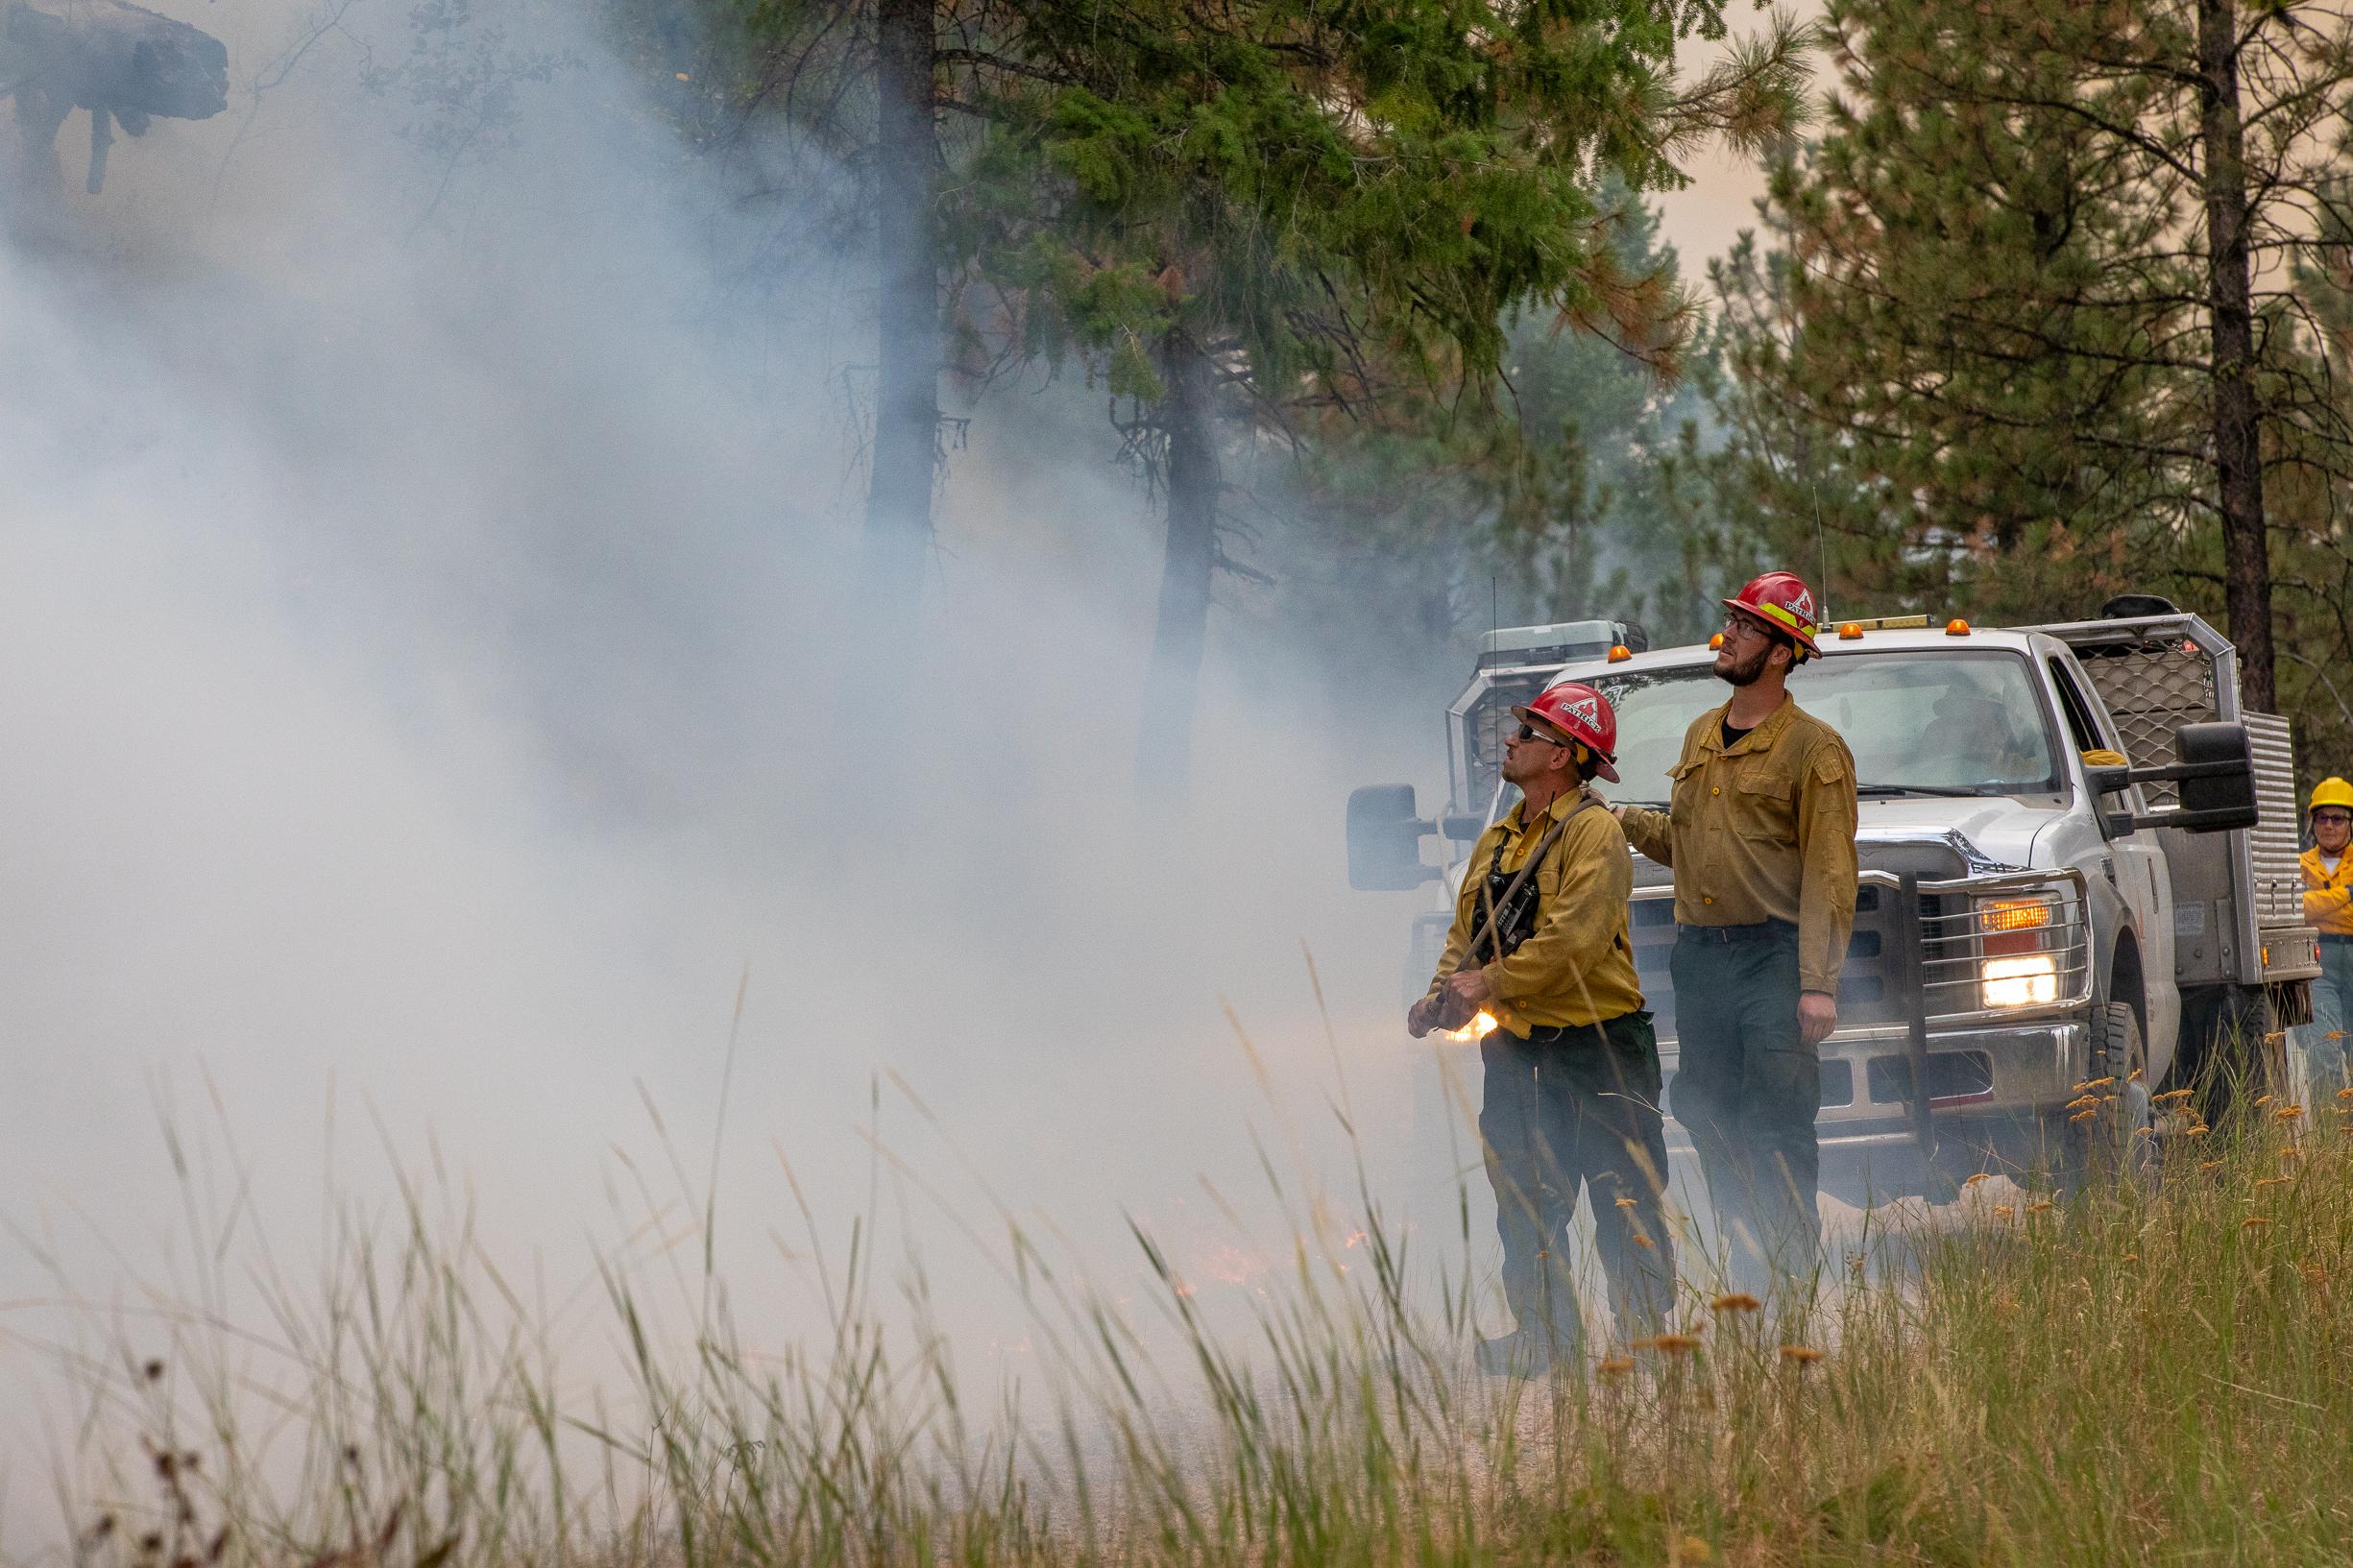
left=1349, top=597, right=2320, bottom=1200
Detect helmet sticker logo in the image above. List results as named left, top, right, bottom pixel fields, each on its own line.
left=1791, top=587, right=1815, bottom=619
left=1565, top=694, right=1600, bottom=727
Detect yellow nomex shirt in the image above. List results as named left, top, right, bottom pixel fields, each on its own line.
left=2304, top=845, right=2353, bottom=936
left=1619, top=697, right=1860, bottom=996
left=1423, top=788, right=1644, bottom=1033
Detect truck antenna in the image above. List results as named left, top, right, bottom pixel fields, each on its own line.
left=1809, top=477, right=1833, bottom=623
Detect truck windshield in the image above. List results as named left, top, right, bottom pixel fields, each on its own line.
left=1590, top=650, right=2064, bottom=803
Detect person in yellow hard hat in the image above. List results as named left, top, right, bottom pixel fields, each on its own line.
left=2294, top=778, right=2353, bottom=1095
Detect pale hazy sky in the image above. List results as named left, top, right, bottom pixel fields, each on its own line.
left=1655, top=2, right=1829, bottom=273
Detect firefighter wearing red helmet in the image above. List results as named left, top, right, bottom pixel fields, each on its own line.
left=1615, top=571, right=1859, bottom=1299
left=1406, top=681, right=1674, bottom=1373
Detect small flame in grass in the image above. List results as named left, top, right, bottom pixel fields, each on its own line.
left=1710, top=1292, right=1761, bottom=1314
left=1779, top=1344, right=1825, bottom=1364
left=1442, top=1010, right=1498, bottom=1042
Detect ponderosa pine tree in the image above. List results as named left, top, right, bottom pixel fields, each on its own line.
left=947, top=0, right=1813, bottom=793
left=1697, top=0, right=2201, bottom=626
left=1703, top=0, right=2353, bottom=713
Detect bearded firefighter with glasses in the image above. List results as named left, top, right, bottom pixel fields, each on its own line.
left=1615, top=571, right=1858, bottom=1300
left=1407, top=681, right=1675, bottom=1374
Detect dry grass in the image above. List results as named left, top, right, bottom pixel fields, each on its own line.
left=34, top=1090, right=2353, bottom=1568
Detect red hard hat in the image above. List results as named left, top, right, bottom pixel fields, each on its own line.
left=1513, top=681, right=1620, bottom=783
left=1723, top=570, right=1822, bottom=655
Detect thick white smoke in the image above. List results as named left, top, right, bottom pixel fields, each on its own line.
left=0, top=0, right=1455, bottom=1538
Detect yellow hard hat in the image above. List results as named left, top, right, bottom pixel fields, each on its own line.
left=2311, top=777, right=2353, bottom=813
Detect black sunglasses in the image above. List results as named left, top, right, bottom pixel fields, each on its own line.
left=1514, top=724, right=1569, bottom=746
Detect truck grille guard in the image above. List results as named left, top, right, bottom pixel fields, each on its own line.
left=1633, top=866, right=2094, bottom=1198
left=1630, top=864, right=2096, bottom=1031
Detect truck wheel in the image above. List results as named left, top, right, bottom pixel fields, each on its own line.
left=2177, top=985, right=2282, bottom=1127
left=2056, top=1001, right=2152, bottom=1196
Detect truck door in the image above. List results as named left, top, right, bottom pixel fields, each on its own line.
left=2049, top=652, right=2179, bottom=1070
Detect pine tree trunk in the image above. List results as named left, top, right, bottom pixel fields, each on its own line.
left=861, top=0, right=940, bottom=617
left=2197, top=0, right=2275, bottom=711
left=1136, top=331, right=1220, bottom=796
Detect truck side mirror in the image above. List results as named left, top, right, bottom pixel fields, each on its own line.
left=2099, top=721, right=2260, bottom=836
left=1346, top=784, right=1439, bottom=890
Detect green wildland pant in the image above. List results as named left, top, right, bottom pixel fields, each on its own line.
left=1667, top=922, right=1821, bottom=1295
left=1479, top=1010, right=1676, bottom=1348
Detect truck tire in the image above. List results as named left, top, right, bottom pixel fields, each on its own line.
left=2055, top=1001, right=2153, bottom=1196
left=2177, top=985, right=2283, bottom=1127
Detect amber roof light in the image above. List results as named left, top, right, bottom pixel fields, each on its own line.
left=1838, top=621, right=1863, bottom=640
left=1946, top=618, right=1972, bottom=636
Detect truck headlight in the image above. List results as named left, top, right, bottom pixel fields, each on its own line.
left=1982, top=954, right=2059, bottom=1008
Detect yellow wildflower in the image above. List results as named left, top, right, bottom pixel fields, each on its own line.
left=1710, top=1292, right=1762, bottom=1314
left=2243, top=1216, right=2272, bottom=1230
left=1595, top=1356, right=1636, bottom=1376
left=1779, top=1344, right=1826, bottom=1364
left=1649, top=1333, right=1703, bottom=1355
left=1994, top=1204, right=2015, bottom=1219
left=2026, top=1200, right=2054, bottom=1214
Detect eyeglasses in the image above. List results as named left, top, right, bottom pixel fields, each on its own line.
left=1719, top=613, right=1770, bottom=641
left=2317, top=811, right=2353, bottom=827
left=1514, top=724, right=1568, bottom=746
